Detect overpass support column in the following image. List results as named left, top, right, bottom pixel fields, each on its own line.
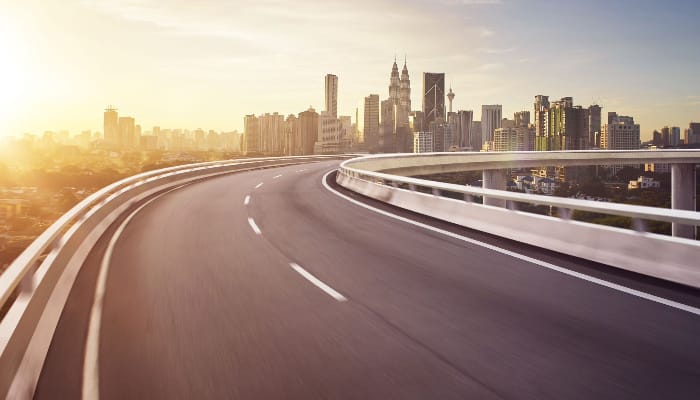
left=671, top=163, right=696, bottom=239
left=482, top=169, right=507, bottom=207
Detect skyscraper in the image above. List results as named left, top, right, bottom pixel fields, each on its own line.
left=670, top=126, right=681, bottom=146
left=481, top=105, right=502, bottom=147
left=429, top=120, right=453, bottom=152
left=454, top=110, right=473, bottom=149
left=259, top=112, right=285, bottom=154
left=447, top=87, right=455, bottom=114
left=471, top=120, right=482, bottom=150
left=389, top=60, right=400, bottom=105
left=688, top=122, right=700, bottom=144
left=601, top=114, right=640, bottom=150
left=447, top=110, right=474, bottom=150
left=325, top=74, right=338, bottom=119
left=533, top=95, right=550, bottom=146
left=536, top=97, right=588, bottom=151
left=422, top=73, right=445, bottom=128
left=298, top=107, right=319, bottom=155
left=397, top=59, right=412, bottom=152
left=317, top=111, right=342, bottom=154
left=588, top=104, right=602, bottom=148
left=244, top=114, right=260, bottom=154
left=385, top=58, right=412, bottom=152
left=399, top=59, right=411, bottom=128
left=356, top=94, right=380, bottom=150
left=285, top=114, right=299, bottom=155
left=380, top=98, right=396, bottom=151
left=103, top=106, right=119, bottom=146
left=118, top=116, right=135, bottom=149
left=514, top=111, right=530, bottom=127
left=661, top=126, right=670, bottom=145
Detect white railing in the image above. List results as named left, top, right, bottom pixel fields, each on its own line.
left=337, top=151, right=700, bottom=288
left=0, top=155, right=345, bottom=399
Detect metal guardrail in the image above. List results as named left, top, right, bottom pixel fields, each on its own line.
left=339, top=150, right=700, bottom=228
left=336, top=151, right=700, bottom=289
left=345, top=149, right=700, bottom=175
left=0, top=154, right=345, bottom=399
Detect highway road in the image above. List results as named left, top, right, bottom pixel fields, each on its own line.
left=35, top=159, right=700, bottom=399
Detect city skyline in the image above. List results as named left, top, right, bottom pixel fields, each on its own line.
left=1, top=0, right=699, bottom=140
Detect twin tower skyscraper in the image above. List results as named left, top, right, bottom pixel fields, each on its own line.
left=376, top=57, right=412, bottom=152
left=388, top=57, right=412, bottom=130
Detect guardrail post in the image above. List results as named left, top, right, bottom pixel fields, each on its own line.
left=482, top=169, right=508, bottom=207
left=671, top=163, right=697, bottom=239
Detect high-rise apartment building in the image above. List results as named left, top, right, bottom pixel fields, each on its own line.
left=258, top=112, right=285, bottom=154
left=533, top=95, right=550, bottom=141
left=428, top=120, right=454, bottom=152
left=298, top=107, right=319, bottom=155
left=244, top=114, right=260, bottom=154
left=103, top=106, right=119, bottom=147
left=325, top=74, right=338, bottom=119
left=413, top=131, right=433, bottom=153
left=536, top=97, right=588, bottom=151
left=459, top=110, right=474, bottom=150
left=514, top=111, right=530, bottom=127
left=481, top=105, right=502, bottom=147
left=118, top=116, right=135, bottom=149
left=688, top=122, right=700, bottom=144
left=601, top=114, right=640, bottom=150
left=661, top=126, right=670, bottom=145
left=494, top=125, right=535, bottom=151
left=357, top=94, right=379, bottom=148
left=471, top=121, right=482, bottom=150
left=316, top=111, right=342, bottom=154
left=669, top=126, right=681, bottom=146
left=422, top=73, right=445, bottom=128
left=588, top=104, right=602, bottom=148
left=285, top=114, right=298, bottom=155
left=339, top=115, right=353, bottom=149
left=380, top=98, right=396, bottom=151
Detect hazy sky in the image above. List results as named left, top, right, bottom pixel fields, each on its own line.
left=1, top=0, right=699, bottom=140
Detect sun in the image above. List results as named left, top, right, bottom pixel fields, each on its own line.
left=0, top=18, right=33, bottom=137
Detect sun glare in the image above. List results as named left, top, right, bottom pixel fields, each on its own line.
left=0, top=20, right=32, bottom=135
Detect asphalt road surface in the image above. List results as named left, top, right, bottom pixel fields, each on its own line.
left=36, top=159, right=700, bottom=399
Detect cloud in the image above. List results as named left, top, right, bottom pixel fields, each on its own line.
left=438, top=0, right=502, bottom=5
left=474, top=62, right=505, bottom=71
left=477, top=47, right=515, bottom=54
left=479, top=28, right=495, bottom=37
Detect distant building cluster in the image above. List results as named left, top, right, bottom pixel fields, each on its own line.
left=240, top=57, right=693, bottom=162
left=243, top=74, right=354, bottom=156
left=102, top=106, right=243, bottom=152
left=17, top=55, right=697, bottom=177
left=651, top=123, right=700, bottom=146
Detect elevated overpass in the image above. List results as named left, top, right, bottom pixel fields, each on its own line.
left=0, top=152, right=698, bottom=399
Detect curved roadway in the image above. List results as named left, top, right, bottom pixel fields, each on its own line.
left=36, top=160, right=700, bottom=399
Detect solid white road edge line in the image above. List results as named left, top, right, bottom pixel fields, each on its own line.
left=321, top=170, right=700, bottom=317
left=248, top=217, right=262, bottom=235
left=289, top=263, right=347, bottom=302
left=82, top=183, right=191, bottom=400
left=244, top=195, right=251, bottom=206
left=255, top=182, right=263, bottom=189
